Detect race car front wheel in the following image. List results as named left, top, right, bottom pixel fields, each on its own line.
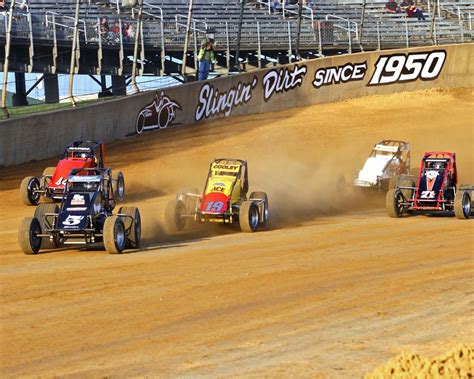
left=239, top=201, right=260, bottom=232
left=386, top=189, right=404, bottom=218
left=118, top=206, right=142, bottom=249
left=104, top=216, right=126, bottom=254
left=34, top=204, right=59, bottom=249
left=20, top=176, right=41, bottom=206
left=454, top=190, right=471, bottom=219
left=250, top=191, right=269, bottom=226
left=18, top=217, right=42, bottom=255
left=165, top=200, right=187, bottom=233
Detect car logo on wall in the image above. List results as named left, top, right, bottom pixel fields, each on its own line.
left=135, top=91, right=182, bottom=134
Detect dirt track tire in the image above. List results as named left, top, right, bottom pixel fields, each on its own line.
left=454, top=190, right=471, bottom=219
left=113, top=171, right=125, bottom=202
left=103, top=216, right=126, bottom=254
left=177, top=187, right=200, bottom=213
left=388, top=175, right=399, bottom=190
left=249, top=191, right=269, bottom=226
left=118, top=206, right=142, bottom=249
left=34, top=204, right=59, bottom=249
left=239, top=201, right=260, bottom=232
left=165, top=200, right=186, bottom=233
left=386, top=189, right=404, bottom=218
left=41, top=167, right=56, bottom=187
left=20, top=176, right=41, bottom=206
left=399, top=178, right=416, bottom=200
left=18, top=217, right=42, bottom=255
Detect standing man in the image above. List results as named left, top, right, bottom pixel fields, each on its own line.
left=198, top=38, right=216, bottom=81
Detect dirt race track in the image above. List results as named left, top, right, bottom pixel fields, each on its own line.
left=1, top=88, right=473, bottom=377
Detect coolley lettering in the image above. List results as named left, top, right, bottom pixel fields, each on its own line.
left=195, top=77, right=258, bottom=121
left=213, top=164, right=239, bottom=170
left=312, top=62, right=367, bottom=89
left=262, top=65, right=307, bottom=101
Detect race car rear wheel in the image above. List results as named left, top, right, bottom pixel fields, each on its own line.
left=20, top=176, right=41, bottom=206
left=103, top=216, right=126, bottom=254
left=18, top=217, right=42, bottom=255
left=113, top=171, right=125, bottom=202
left=239, top=201, right=260, bottom=232
left=454, top=190, right=471, bottom=219
left=386, top=189, right=404, bottom=218
left=165, top=200, right=187, bottom=233
left=34, top=204, right=59, bottom=249
left=41, top=167, right=56, bottom=188
left=118, top=206, right=142, bottom=248
left=249, top=191, right=269, bottom=226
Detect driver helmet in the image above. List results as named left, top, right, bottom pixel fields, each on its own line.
left=433, top=162, right=444, bottom=169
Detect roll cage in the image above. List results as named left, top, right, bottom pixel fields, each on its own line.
left=203, top=158, right=249, bottom=197
left=61, top=140, right=105, bottom=168
left=62, top=167, right=116, bottom=212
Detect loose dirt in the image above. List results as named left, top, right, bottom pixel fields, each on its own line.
left=365, top=345, right=473, bottom=378
left=0, top=87, right=473, bottom=377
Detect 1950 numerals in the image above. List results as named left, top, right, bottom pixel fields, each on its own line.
left=368, top=51, right=446, bottom=86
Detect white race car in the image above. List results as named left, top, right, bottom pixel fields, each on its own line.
left=353, top=140, right=410, bottom=190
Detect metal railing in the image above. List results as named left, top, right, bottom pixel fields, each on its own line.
left=175, top=14, right=208, bottom=33
left=45, top=11, right=88, bottom=43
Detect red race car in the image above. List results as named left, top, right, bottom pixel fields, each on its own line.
left=20, top=141, right=125, bottom=206
left=386, top=152, right=472, bottom=219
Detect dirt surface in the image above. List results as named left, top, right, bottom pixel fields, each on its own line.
left=366, top=345, right=473, bottom=378
left=1, top=88, right=473, bottom=377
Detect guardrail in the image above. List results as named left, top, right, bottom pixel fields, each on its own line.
left=45, top=11, right=88, bottom=43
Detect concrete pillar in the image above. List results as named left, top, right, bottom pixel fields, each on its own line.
left=44, top=73, right=60, bottom=104
left=111, top=75, right=127, bottom=96
left=12, top=72, right=28, bottom=106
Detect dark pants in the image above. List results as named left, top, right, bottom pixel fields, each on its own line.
left=198, top=60, right=211, bottom=81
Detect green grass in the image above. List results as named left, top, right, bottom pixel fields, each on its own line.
left=0, top=97, right=114, bottom=121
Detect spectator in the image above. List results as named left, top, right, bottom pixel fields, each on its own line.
left=123, top=22, right=135, bottom=41
left=111, top=18, right=120, bottom=34
left=97, top=17, right=109, bottom=35
left=401, top=0, right=426, bottom=20
left=385, top=0, right=400, bottom=14
left=19, top=0, right=28, bottom=11
left=271, top=0, right=282, bottom=13
left=0, top=0, right=7, bottom=17
left=197, top=38, right=215, bottom=81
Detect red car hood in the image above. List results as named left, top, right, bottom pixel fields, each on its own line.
left=48, top=158, right=93, bottom=189
left=199, top=192, right=230, bottom=213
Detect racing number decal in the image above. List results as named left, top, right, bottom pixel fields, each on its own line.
left=368, top=51, right=446, bottom=86
left=55, top=177, right=67, bottom=186
left=420, top=191, right=436, bottom=199
left=205, top=201, right=224, bottom=212
left=62, top=215, right=85, bottom=226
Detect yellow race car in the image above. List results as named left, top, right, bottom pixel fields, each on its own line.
left=165, top=158, right=269, bottom=233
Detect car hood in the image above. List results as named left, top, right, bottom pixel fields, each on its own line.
left=49, top=159, right=92, bottom=189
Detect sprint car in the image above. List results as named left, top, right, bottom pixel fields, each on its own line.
left=386, top=152, right=472, bottom=219
left=353, top=140, right=411, bottom=190
left=18, top=168, right=141, bottom=255
left=165, top=158, right=269, bottom=233
left=20, top=141, right=125, bottom=206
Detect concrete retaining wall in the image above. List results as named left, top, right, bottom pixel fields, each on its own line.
left=1, top=43, right=472, bottom=166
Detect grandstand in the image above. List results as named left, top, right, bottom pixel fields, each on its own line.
left=0, top=0, right=472, bottom=105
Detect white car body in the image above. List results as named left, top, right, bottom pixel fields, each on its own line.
left=353, top=143, right=406, bottom=188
